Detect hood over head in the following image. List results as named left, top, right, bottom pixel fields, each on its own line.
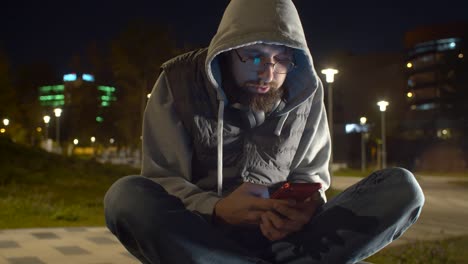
left=204, top=0, right=326, bottom=196
left=206, top=0, right=321, bottom=114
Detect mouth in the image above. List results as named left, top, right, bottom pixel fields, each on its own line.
left=246, top=85, right=270, bottom=94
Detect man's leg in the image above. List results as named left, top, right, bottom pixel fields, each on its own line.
left=104, top=175, right=266, bottom=264
left=268, top=167, right=425, bottom=264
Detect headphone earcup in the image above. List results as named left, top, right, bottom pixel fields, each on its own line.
left=226, top=100, right=284, bottom=129
left=245, top=110, right=265, bottom=129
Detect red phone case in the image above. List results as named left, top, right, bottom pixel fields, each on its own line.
left=270, top=182, right=322, bottom=202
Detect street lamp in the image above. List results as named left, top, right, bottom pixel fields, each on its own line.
left=2, top=118, right=9, bottom=134
left=321, top=68, right=338, bottom=175
left=43, top=115, right=50, bottom=140
left=54, top=108, right=62, bottom=145
left=377, top=101, right=389, bottom=169
left=360, top=116, right=367, bottom=172
left=91, top=136, right=96, bottom=156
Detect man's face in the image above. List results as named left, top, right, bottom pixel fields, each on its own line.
left=222, top=44, right=293, bottom=112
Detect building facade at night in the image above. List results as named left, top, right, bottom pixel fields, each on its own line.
left=38, top=73, right=117, bottom=146
left=401, top=22, right=468, bottom=169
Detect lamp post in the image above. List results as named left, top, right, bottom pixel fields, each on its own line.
left=321, top=68, right=338, bottom=175
left=91, top=136, right=96, bottom=156
left=43, top=115, right=50, bottom=140
left=360, top=116, right=367, bottom=172
left=377, top=101, right=389, bottom=169
left=53, top=108, right=62, bottom=146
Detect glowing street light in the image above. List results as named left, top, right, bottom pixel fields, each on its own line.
left=321, top=68, right=338, bottom=176
left=360, top=116, right=367, bottom=172
left=54, top=108, right=62, bottom=145
left=2, top=118, right=9, bottom=134
left=43, top=115, right=50, bottom=140
left=90, top=136, right=96, bottom=156
left=377, top=101, right=389, bottom=169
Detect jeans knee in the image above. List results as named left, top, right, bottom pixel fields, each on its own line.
left=103, top=175, right=184, bottom=233
left=104, top=176, right=133, bottom=220
left=382, top=167, right=425, bottom=208
left=104, top=176, right=160, bottom=227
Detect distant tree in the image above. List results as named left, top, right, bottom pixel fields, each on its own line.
left=14, top=62, right=56, bottom=145
left=0, top=51, right=17, bottom=121
left=109, top=19, right=178, bottom=149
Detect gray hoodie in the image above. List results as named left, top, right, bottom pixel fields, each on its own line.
left=142, top=0, right=331, bottom=216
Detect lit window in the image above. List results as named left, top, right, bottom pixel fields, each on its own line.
left=415, top=103, right=436, bottom=111
left=345, top=123, right=369, bottom=134
left=63, top=73, right=77, bottom=82
left=82, top=74, right=95, bottom=82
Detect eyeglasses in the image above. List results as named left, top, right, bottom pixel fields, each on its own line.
left=234, top=49, right=296, bottom=74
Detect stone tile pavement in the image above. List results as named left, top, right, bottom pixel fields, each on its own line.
left=0, top=227, right=138, bottom=264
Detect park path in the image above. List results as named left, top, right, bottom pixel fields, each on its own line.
left=331, top=175, right=468, bottom=247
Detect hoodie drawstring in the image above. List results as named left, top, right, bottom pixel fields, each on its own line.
left=217, top=97, right=289, bottom=195
left=217, top=100, right=225, bottom=196
left=274, top=112, right=289, bottom=136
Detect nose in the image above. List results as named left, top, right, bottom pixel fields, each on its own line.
left=258, top=63, right=275, bottom=83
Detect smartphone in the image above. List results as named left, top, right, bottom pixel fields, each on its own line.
left=270, top=182, right=322, bottom=202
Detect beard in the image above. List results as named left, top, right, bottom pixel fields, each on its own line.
left=224, top=81, right=285, bottom=113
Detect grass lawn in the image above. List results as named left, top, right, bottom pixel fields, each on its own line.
left=365, top=236, right=468, bottom=264
left=0, top=137, right=139, bottom=228
left=334, top=168, right=373, bottom=177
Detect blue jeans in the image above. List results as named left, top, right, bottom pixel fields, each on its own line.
left=104, top=168, right=424, bottom=264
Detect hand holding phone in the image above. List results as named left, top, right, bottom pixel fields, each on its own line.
left=270, top=182, right=322, bottom=202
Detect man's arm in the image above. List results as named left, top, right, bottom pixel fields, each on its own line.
left=260, top=84, right=331, bottom=241
left=141, top=71, right=220, bottom=216
left=288, top=83, right=331, bottom=201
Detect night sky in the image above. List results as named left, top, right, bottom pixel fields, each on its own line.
left=2, top=0, right=467, bottom=74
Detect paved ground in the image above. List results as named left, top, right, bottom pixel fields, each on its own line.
left=331, top=175, right=468, bottom=247
left=0, top=175, right=467, bottom=263
left=0, top=227, right=138, bottom=264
